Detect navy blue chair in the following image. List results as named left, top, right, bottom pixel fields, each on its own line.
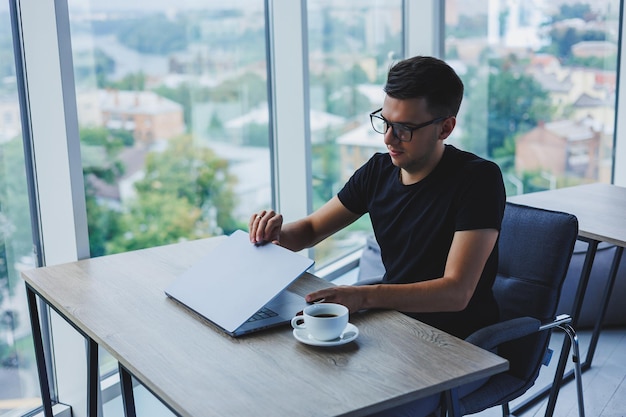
left=356, top=202, right=585, bottom=416
left=449, top=202, right=584, bottom=416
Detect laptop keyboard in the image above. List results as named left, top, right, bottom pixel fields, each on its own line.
left=246, top=306, right=279, bottom=323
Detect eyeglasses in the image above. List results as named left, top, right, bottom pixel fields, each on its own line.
left=369, top=108, right=447, bottom=142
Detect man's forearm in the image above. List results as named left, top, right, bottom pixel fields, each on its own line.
left=278, top=221, right=316, bottom=252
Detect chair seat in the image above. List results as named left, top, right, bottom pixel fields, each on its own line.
left=459, top=374, right=528, bottom=415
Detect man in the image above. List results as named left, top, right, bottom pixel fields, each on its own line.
left=249, top=55, right=505, bottom=341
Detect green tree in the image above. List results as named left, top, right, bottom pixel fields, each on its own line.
left=311, top=62, right=372, bottom=120
left=208, top=111, right=224, bottom=133
left=117, top=14, right=187, bottom=54
left=571, top=54, right=618, bottom=70
left=106, top=192, right=204, bottom=253
left=486, top=60, right=553, bottom=158
left=458, top=58, right=555, bottom=174
left=81, top=126, right=129, bottom=150
left=94, top=48, right=115, bottom=88
left=0, top=21, right=15, bottom=81
left=447, top=14, right=488, bottom=38
left=81, top=126, right=126, bottom=182
left=210, top=72, right=267, bottom=108
left=312, top=130, right=341, bottom=205
left=327, top=86, right=370, bottom=119
left=458, top=66, right=489, bottom=157
left=542, top=2, right=607, bottom=65
left=545, top=27, right=606, bottom=60
left=109, top=135, right=239, bottom=253
left=154, top=72, right=266, bottom=133
left=241, top=123, right=269, bottom=148
left=0, top=136, right=35, bottom=348
left=0, top=138, right=33, bottom=297
left=80, top=126, right=128, bottom=257
left=106, top=72, right=147, bottom=91
left=84, top=188, right=122, bottom=257
left=556, top=3, right=594, bottom=21
left=153, top=83, right=210, bottom=129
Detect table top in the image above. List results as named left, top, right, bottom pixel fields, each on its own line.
left=508, top=182, right=626, bottom=247
left=21, top=237, right=508, bottom=417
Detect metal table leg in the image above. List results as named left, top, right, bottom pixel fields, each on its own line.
left=119, top=364, right=137, bottom=417
left=582, top=245, right=623, bottom=368
left=25, top=279, right=172, bottom=417
left=25, top=284, right=54, bottom=417
left=27, top=282, right=103, bottom=417
left=543, top=243, right=624, bottom=417
left=87, top=338, right=99, bottom=417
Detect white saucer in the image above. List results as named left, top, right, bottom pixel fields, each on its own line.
left=293, top=323, right=359, bottom=347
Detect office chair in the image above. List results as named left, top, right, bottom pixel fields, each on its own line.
left=449, top=202, right=585, bottom=417
left=355, top=202, right=585, bottom=417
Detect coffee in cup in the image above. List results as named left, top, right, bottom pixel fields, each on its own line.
left=291, top=303, right=349, bottom=341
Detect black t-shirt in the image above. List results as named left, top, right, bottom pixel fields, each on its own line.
left=337, top=145, right=506, bottom=339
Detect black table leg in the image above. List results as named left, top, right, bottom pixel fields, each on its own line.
left=26, top=284, right=54, bottom=417
left=87, top=338, right=99, bottom=417
left=119, top=363, right=137, bottom=417
left=583, top=245, right=623, bottom=368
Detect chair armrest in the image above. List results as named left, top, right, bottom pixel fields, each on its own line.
left=539, top=314, right=572, bottom=331
left=465, top=316, right=541, bottom=352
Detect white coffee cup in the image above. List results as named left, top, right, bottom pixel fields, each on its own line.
left=291, top=303, right=349, bottom=341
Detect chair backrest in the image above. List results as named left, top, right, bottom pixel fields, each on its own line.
left=494, top=201, right=578, bottom=384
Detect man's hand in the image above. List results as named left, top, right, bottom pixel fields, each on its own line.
left=305, top=286, right=367, bottom=314
left=249, top=210, right=283, bottom=245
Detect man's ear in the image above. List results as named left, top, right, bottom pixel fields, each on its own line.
left=438, top=116, right=456, bottom=140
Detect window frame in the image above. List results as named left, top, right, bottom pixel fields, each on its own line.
left=13, top=0, right=91, bottom=412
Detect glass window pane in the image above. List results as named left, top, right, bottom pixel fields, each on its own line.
left=0, top=4, right=41, bottom=415
left=67, top=0, right=269, bottom=375
left=307, top=0, right=403, bottom=268
left=445, top=0, right=619, bottom=195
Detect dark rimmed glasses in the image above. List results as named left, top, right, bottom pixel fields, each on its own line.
left=369, top=108, right=448, bottom=142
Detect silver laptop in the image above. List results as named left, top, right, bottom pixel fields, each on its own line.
left=164, top=230, right=314, bottom=337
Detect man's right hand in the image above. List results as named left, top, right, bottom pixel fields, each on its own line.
left=249, top=210, right=283, bottom=246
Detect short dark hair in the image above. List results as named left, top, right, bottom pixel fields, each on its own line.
left=383, top=56, right=464, bottom=117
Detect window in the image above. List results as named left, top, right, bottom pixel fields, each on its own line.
left=306, top=0, right=402, bottom=268
left=445, top=0, right=619, bottom=194
left=69, top=1, right=270, bottom=263
left=67, top=0, right=270, bottom=384
left=5, top=0, right=626, bottom=415
left=0, top=3, right=41, bottom=415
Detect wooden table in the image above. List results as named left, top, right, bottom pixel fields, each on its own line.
left=509, top=183, right=626, bottom=416
left=22, top=237, right=508, bottom=417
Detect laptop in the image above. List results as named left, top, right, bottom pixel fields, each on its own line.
left=164, top=229, right=314, bottom=337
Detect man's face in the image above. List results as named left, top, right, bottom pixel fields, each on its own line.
left=380, top=96, right=454, bottom=181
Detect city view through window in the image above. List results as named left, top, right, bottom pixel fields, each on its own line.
left=70, top=0, right=405, bottom=269
left=70, top=0, right=619, bottom=265
left=446, top=0, right=618, bottom=194
left=1, top=2, right=41, bottom=415
left=0, top=0, right=620, bottom=415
